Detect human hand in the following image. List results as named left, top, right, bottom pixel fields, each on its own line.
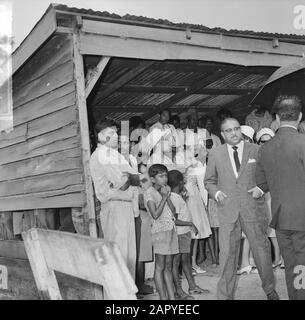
left=191, top=223, right=198, bottom=235
left=248, top=186, right=264, bottom=199
left=216, top=191, right=227, bottom=202
left=160, top=186, right=171, bottom=199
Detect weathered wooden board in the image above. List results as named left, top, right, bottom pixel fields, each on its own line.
left=27, top=105, right=77, bottom=139
left=73, top=32, right=97, bottom=238
left=0, top=126, right=79, bottom=165
left=0, top=170, right=83, bottom=197
left=12, top=7, right=57, bottom=75
left=0, top=148, right=82, bottom=182
left=13, top=61, right=74, bottom=108
left=14, top=34, right=73, bottom=92
left=22, top=229, right=137, bottom=299
left=13, top=82, right=75, bottom=126
left=0, top=240, right=27, bottom=260
left=0, top=187, right=85, bottom=211
left=0, top=125, right=27, bottom=149
left=82, top=19, right=305, bottom=57
left=80, top=33, right=302, bottom=67
left=0, top=256, right=101, bottom=300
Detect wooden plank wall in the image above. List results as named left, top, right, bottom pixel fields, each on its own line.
left=0, top=34, right=85, bottom=211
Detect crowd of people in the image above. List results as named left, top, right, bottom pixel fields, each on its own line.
left=89, top=95, right=305, bottom=300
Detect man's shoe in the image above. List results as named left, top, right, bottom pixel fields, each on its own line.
left=267, top=290, right=279, bottom=300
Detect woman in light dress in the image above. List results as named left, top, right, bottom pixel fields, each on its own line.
left=178, top=113, right=214, bottom=274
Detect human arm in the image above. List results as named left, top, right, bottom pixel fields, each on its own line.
left=255, top=147, right=269, bottom=193
left=204, top=150, right=227, bottom=201
left=147, top=187, right=170, bottom=220
left=175, top=219, right=198, bottom=235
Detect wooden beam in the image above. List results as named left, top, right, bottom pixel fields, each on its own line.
left=73, top=31, right=97, bottom=238
left=85, top=56, right=110, bottom=98
left=142, top=65, right=239, bottom=120
left=82, top=20, right=305, bottom=57
left=93, top=60, right=155, bottom=106
left=80, top=33, right=303, bottom=67
left=104, top=84, right=255, bottom=95
left=12, top=7, right=57, bottom=75
left=101, top=58, right=276, bottom=75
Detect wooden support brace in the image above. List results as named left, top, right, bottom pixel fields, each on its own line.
left=73, top=30, right=98, bottom=238
left=85, top=56, right=110, bottom=98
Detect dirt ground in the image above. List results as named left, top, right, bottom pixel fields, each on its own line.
left=142, top=263, right=288, bottom=300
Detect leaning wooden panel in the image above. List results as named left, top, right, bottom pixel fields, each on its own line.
left=22, top=228, right=138, bottom=300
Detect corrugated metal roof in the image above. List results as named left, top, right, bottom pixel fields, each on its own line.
left=88, top=57, right=276, bottom=122
left=53, top=3, right=305, bottom=42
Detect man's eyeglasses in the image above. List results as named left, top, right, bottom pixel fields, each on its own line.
left=259, top=140, right=268, bottom=144
left=224, top=126, right=241, bottom=134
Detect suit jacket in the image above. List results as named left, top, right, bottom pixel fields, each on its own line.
left=204, top=141, right=268, bottom=223
left=256, top=127, right=305, bottom=231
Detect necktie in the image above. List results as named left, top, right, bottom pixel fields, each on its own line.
left=232, top=146, right=240, bottom=173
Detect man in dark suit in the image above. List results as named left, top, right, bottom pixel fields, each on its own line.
left=256, top=95, right=305, bottom=300
left=204, top=117, right=278, bottom=300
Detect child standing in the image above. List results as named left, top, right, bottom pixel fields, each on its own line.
left=168, top=170, right=210, bottom=298
left=145, top=164, right=178, bottom=300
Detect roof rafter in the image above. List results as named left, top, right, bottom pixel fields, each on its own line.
left=142, top=65, right=240, bottom=120
left=92, top=60, right=155, bottom=106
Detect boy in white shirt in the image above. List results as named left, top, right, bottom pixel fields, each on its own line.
left=168, top=170, right=210, bottom=298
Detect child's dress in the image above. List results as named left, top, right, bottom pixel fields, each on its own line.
left=184, top=161, right=212, bottom=239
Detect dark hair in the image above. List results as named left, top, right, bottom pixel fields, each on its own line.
left=167, top=170, right=184, bottom=189
left=220, top=117, right=240, bottom=131
left=148, top=164, right=168, bottom=177
left=159, top=109, right=171, bottom=117
left=95, top=119, right=117, bottom=135
left=217, top=107, right=233, bottom=121
left=129, top=116, right=145, bottom=130
left=206, top=115, right=214, bottom=123
left=170, top=115, right=180, bottom=124
left=273, top=95, right=303, bottom=121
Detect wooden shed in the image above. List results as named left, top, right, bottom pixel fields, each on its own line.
left=0, top=3, right=305, bottom=299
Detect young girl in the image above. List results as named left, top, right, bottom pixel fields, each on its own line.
left=145, top=164, right=178, bottom=300
left=184, top=126, right=214, bottom=273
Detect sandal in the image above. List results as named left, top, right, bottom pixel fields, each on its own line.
left=192, top=265, right=206, bottom=274
left=272, top=260, right=282, bottom=268
left=189, top=285, right=210, bottom=295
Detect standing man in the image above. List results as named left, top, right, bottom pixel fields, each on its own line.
left=204, top=117, right=278, bottom=300
left=90, top=120, right=140, bottom=280
left=256, top=95, right=305, bottom=300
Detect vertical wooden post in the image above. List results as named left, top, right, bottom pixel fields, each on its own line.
left=22, top=229, right=62, bottom=300
left=72, top=26, right=97, bottom=238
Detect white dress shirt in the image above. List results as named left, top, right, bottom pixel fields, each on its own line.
left=227, top=140, right=244, bottom=178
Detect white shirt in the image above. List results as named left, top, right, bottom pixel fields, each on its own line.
left=170, top=192, right=192, bottom=235
left=280, top=124, right=298, bottom=130
left=215, top=140, right=263, bottom=201
left=227, top=140, right=244, bottom=178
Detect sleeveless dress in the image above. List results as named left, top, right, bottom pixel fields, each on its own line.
left=185, top=163, right=212, bottom=239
